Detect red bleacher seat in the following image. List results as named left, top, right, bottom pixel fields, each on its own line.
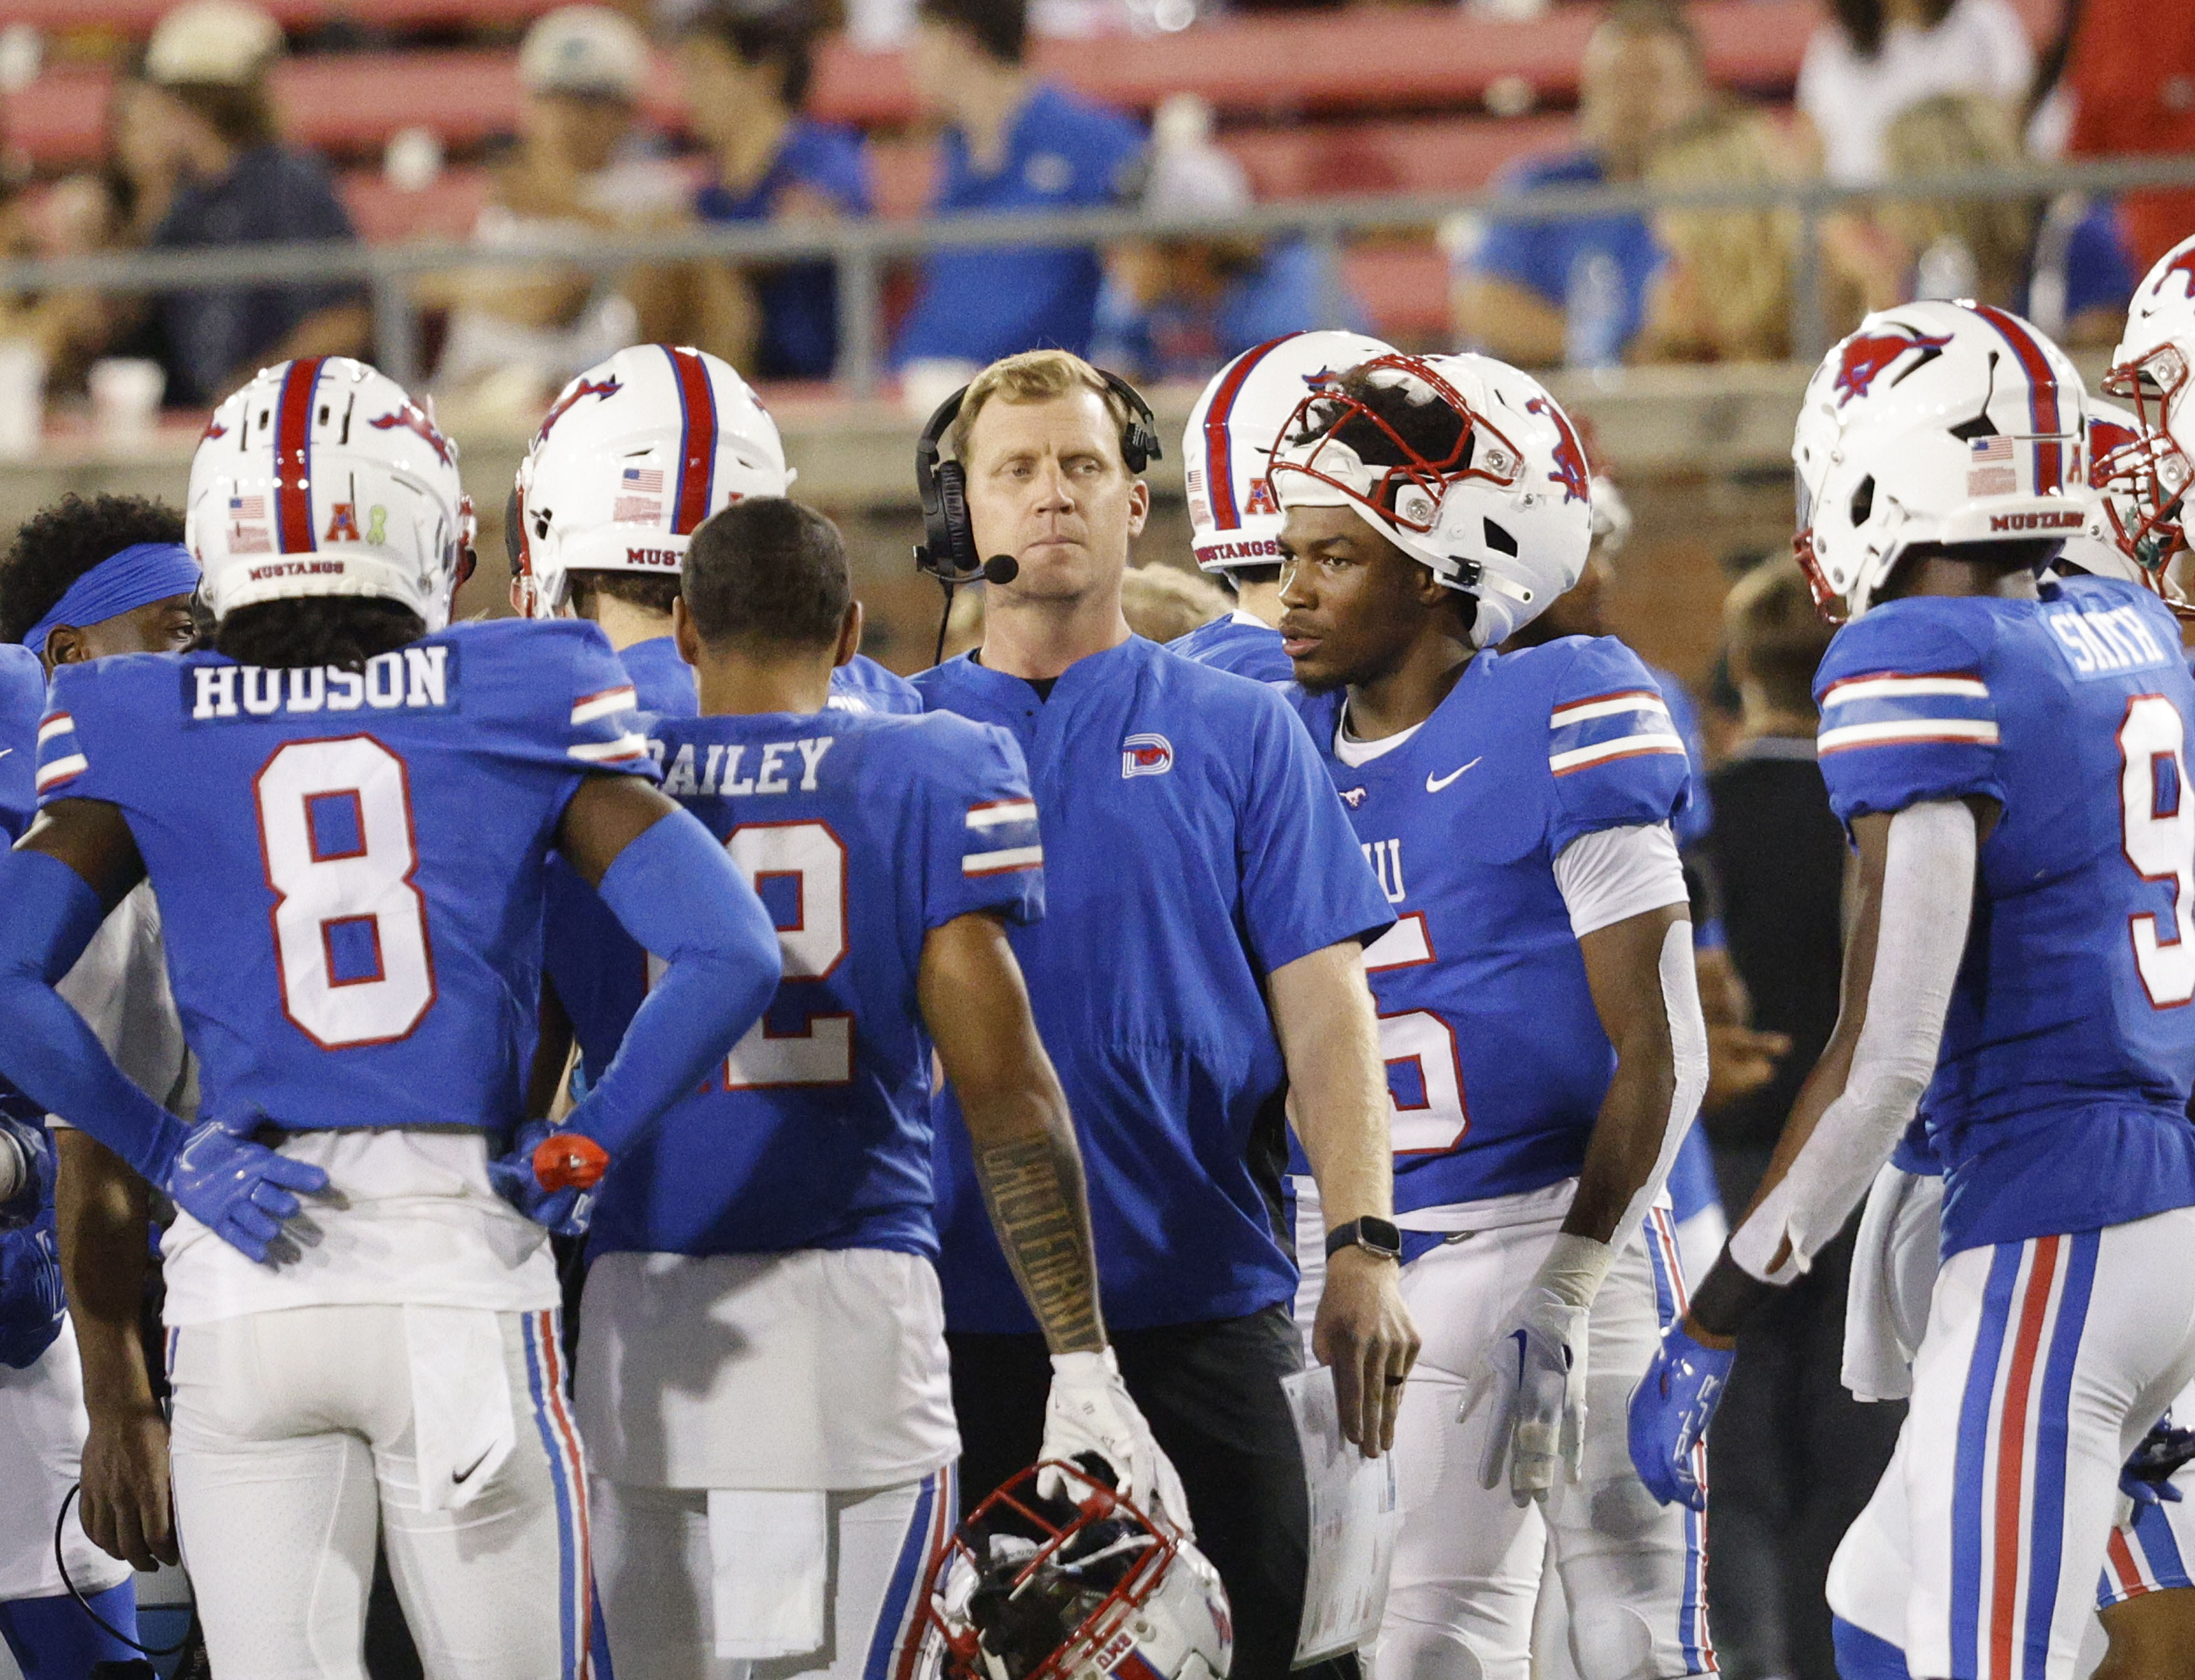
left=5, top=0, right=547, bottom=26
left=1340, top=243, right=1451, bottom=342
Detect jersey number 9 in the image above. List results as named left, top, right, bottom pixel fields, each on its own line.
left=255, top=737, right=436, bottom=1049
left=2120, top=694, right=2195, bottom=1008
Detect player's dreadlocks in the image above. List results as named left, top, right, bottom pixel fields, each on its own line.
left=215, top=599, right=425, bottom=671
left=0, top=493, right=184, bottom=645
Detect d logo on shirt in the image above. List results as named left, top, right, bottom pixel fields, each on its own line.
left=1122, top=733, right=1173, bottom=778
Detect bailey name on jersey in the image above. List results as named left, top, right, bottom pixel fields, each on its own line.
left=653, top=733, right=838, bottom=796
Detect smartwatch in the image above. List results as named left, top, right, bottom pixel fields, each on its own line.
left=1325, top=1215, right=1403, bottom=1262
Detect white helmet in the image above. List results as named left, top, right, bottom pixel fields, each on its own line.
left=1793, top=300, right=2087, bottom=620
left=186, top=356, right=472, bottom=631
left=512, top=344, right=791, bottom=617
left=2100, top=234, right=2195, bottom=572
left=1183, top=329, right=1393, bottom=576
left=1268, top=351, right=1594, bottom=647
left=2059, top=399, right=2168, bottom=589
left=913, top=1462, right=1230, bottom=1680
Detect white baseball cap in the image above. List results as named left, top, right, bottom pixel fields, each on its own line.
left=519, top=5, right=650, bottom=100
left=145, top=0, right=282, bottom=87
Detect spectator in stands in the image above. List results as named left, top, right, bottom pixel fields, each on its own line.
left=433, top=5, right=685, bottom=411
left=1091, top=95, right=1358, bottom=384
left=1701, top=556, right=1901, bottom=1680
left=1632, top=105, right=1796, bottom=364
left=891, top=0, right=1145, bottom=383
left=1795, top=0, right=2031, bottom=186
left=1819, top=93, right=2085, bottom=329
left=137, top=0, right=370, bottom=408
left=680, top=0, right=872, bottom=381
left=2055, top=0, right=2195, bottom=273
left=1452, top=0, right=1710, bottom=369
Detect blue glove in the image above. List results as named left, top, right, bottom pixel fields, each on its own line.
left=487, top=1121, right=597, bottom=1239
left=165, top=1120, right=331, bottom=1265
left=0, top=1111, right=54, bottom=1232
left=0, top=1215, right=66, bottom=1369
left=2122, top=1414, right=2195, bottom=1507
left=1628, top=1318, right=1735, bottom=1511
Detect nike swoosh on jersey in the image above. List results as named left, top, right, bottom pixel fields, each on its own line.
left=1425, top=758, right=1481, bottom=793
left=452, top=1446, right=493, bottom=1486
left=0, top=748, right=11, bottom=759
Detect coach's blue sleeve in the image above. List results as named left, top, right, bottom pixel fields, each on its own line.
left=559, top=808, right=783, bottom=1160
left=0, top=850, right=189, bottom=1183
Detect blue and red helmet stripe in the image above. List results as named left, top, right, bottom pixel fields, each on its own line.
left=1970, top=304, right=2066, bottom=495
left=665, top=346, right=719, bottom=536
left=272, top=357, right=327, bottom=555
left=1202, top=333, right=1299, bottom=532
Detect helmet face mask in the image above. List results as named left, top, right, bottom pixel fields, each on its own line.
left=915, top=1462, right=1230, bottom=1680
left=2100, top=342, right=2195, bottom=574
left=1267, top=351, right=1593, bottom=647
left=512, top=344, right=791, bottom=620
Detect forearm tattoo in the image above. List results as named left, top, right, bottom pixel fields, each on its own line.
left=972, top=1128, right=1103, bottom=1354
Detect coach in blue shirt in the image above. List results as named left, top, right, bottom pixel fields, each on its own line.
left=892, top=0, right=1145, bottom=367
left=914, top=350, right=1417, bottom=1679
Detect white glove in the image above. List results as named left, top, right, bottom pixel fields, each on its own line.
left=1458, top=1234, right=1613, bottom=1507
left=1038, top=1347, right=1192, bottom=1533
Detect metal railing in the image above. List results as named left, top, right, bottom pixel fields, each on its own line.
left=4, top=153, right=2194, bottom=395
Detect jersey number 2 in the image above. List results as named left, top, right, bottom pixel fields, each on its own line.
left=2120, top=694, right=2195, bottom=1008
left=256, top=737, right=435, bottom=1049
left=720, top=821, right=854, bottom=1087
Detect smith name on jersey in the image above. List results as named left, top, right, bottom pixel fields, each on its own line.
left=32, top=619, right=656, bottom=1139
left=1814, top=575, right=2195, bottom=1253
left=564, top=707, right=1044, bottom=1262
left=1289, top=635, right=1690, bottom=1234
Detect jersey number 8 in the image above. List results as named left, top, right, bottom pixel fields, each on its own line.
left=255, top=737, right=436, bottom=1049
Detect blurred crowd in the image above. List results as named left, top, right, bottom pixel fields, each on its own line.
left=1, top=0, right=2188, bottom=418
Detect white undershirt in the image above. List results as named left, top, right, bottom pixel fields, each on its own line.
left=1552, top=822, right=1690, bottom=938
left=1333, top=705, right=1422, bottom=768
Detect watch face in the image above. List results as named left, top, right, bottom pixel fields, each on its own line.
left=1362, top=1217, right=1402, bottom=1254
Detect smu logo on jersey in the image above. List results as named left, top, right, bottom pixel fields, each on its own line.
left=1122, top=733, right=1173, bottom=778
left=187, top=645, right=455, bottom=721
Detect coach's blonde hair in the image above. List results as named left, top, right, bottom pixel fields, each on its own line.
left=950, top=349, right=1138, bottom=467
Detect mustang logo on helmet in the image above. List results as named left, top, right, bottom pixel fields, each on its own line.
left=2166, top=249, right=2195, bottom=303
left=368, top=405, right=454, bottom=467
left=532, top=375, right=622, bottom=445
left=1527, top=396, right=1590, bottom=505
left=1834, top=327, right=1954, bottom=406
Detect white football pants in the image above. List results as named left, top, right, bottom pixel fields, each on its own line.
left=1829, top=1208, right=2195, bottom=1680
left=590, top=1468, right=954, bottom=1680
left=0, top=1317, right=134, bottom=1602
left=1297, top=1185, right=1710, bottom=1680
left=167, top=1305, right=591, bottom=1680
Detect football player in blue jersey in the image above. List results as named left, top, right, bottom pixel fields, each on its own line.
left=514, top=344, right=923, bottom=718
left=0, top=356, right=786, bottom=1679
left=1167, top=330, right=1392, bottom=684
left=1266, top=351, right=1714, bottom=1680
left=567, top=495, right=1188, bottom=1679
left=1629, top=298, right=2195, bottom=1680
left=911, top=348, right=1414, bottom=1680
left=0, top=495, right=201, bottom=1675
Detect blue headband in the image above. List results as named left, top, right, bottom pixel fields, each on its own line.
left=19, top=544, right=201, bottom=654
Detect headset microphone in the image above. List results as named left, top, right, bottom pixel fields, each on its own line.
left=911, top=367, right=1159, bottom=663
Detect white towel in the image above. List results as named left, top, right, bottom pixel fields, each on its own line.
left=708, top=1488, right=828, bottom=1659
left=1840, top=1164, right=1944, bottom=1403
left=405, top=1306, right=517, bottom=1513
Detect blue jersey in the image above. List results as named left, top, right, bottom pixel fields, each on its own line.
left=1648, top=662, right=1713, bottom=852
left=1166, top=612, right=1293, bottom=685
left=1289, top=637, right=1690, bottom=1227
left=583, top=709, right=1042, bottom=1261
left=601, top=638, right=918, bottom=722
left=34, top=621, right=655, bottom=1139
left=0, top=646, right=40, bottom=843
left=1813, top=578, right=2195, bottom=1253
left=830, top=654, right=924, bottom=716
left=916, top=638, right=1391, bottom=1332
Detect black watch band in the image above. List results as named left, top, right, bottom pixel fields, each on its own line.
left=1325, top=1215, right=1402, bottom=1262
